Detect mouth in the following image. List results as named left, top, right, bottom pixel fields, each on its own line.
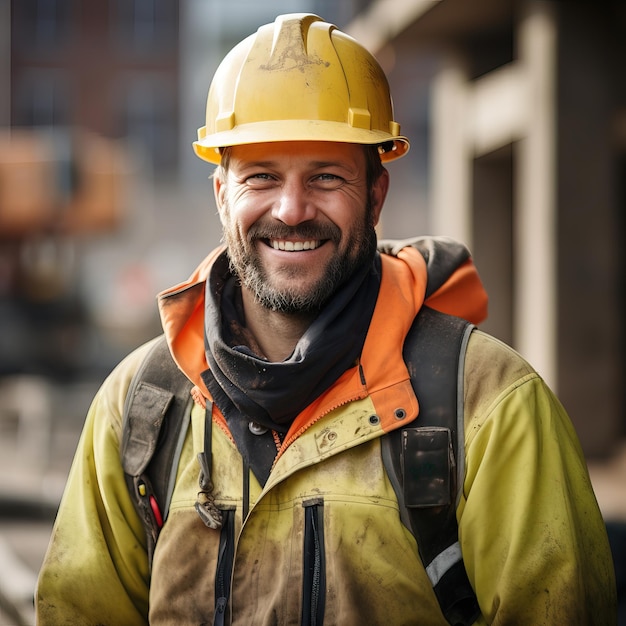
left=268, top=239, right=323, bottom=251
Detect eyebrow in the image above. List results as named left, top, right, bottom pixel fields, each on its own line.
left=236, top=160, right=352, bottom=171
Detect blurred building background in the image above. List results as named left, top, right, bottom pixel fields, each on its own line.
left=0, top=0, right=624, bottom=624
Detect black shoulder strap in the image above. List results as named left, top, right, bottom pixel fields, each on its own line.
left=120, top=335, right=193, bottom=566
left=382, top=306, right=480, bottom=625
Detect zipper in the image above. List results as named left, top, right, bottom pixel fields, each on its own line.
left=301, top=498, right=326, bottom=626
left=212, top=508, right=235, bottom=626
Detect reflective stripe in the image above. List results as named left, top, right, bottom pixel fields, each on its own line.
left=426, top=541, right=463, bottom=586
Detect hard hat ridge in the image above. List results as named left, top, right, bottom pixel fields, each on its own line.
left=265, top=13, right=326, bottom=69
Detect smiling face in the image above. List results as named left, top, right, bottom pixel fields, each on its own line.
left=214, top=141, right=389, bottom=314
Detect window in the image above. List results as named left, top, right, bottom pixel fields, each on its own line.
left=113, top=73, right=177, bottom=175
left=111, top=0, right=178, bottom=55
left=13, top=68, right=70, bottom=128
left=14, top=0, right=72, bottom=51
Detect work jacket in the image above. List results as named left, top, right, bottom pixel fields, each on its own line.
left=36, top=240, right=617, bottom=625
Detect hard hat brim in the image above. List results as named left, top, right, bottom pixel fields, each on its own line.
left=193, top=119, right=410, bottom=165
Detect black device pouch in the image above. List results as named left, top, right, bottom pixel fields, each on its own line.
left=402, top=427, right=453, bottom=508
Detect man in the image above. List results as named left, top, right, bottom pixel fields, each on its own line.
left=36, top=13, right=616, bottom=625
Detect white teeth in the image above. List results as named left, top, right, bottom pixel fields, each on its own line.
left=271, top=240, right=319, bottom=251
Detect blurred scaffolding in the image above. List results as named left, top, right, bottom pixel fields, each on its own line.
left=0, top=127, right=136, bottom=624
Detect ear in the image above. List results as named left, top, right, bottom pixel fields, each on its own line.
left=370, top=168, right=389, bottom=227
left=213, top=168, right=226, bottom=217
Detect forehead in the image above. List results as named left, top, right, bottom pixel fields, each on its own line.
left=226, top=141, right=367, bottom=170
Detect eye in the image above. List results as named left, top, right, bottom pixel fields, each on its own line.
left=245, top=172, right=276, bottom=187
left=312, top=173, right=344, bottom=189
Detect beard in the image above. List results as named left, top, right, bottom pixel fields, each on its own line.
left=221, top=201, right=378, bottom=314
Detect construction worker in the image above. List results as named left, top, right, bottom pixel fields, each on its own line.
left=36, top=13, right=616, bottom=625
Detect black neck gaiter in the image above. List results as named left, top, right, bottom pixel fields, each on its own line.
left=201, top=251, right=381, bottom=481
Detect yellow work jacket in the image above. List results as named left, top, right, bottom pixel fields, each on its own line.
left=36, top=246, right=617, bottom=625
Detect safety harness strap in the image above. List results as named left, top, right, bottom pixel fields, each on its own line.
left=120, top=336, right=193, bottom=565
left=382, top=305, right=480, bottom=625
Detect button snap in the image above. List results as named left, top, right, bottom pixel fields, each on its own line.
left=368, top=414, right=380, bottom=425
left=394, top=408, right=407, bottom=420
left=249, top=421, right=268, bottom=436
left=317, top=428, right=339, bottom=451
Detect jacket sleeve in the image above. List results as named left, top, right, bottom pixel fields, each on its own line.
left=458, top=331, right=617, bottom=625
left=36, top=344, right=154, bottom=626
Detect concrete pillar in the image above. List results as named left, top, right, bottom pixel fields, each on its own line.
left=514, top=1, right=558, bottom=388
left=430, top=55, right=472, bottom=247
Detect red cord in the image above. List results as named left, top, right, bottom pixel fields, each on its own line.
left=150, top=495, right=164, bottom=528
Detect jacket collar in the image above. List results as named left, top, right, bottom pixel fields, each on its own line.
left=156, top=241, right=487, bottom=425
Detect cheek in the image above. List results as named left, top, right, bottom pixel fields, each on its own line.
left=224, top=189, right=270, bottom=231
left=220, top=198, right=251, bottom=236
left=331, top=198, right=370, bottom=238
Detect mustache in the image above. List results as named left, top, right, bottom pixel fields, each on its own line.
left=247, top=221, right=341, bottom=243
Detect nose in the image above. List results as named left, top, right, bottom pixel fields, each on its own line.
left=271, top=179, right=317, bottom=226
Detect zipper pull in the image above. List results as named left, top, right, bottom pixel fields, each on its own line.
left=212, top=596, right=227, bottom=626
left=195, top=492, right=223, bottom=529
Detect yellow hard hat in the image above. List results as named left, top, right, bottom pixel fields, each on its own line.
left=193, top=13, right=410, bottom=165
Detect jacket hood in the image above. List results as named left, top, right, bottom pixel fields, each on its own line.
left=157, top=237, right=488, bottom=397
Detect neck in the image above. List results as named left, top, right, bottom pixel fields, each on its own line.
left=241, top=289, right=316, bottom=362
